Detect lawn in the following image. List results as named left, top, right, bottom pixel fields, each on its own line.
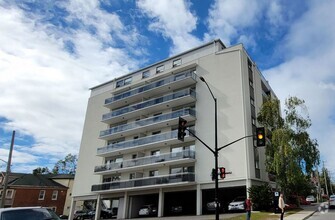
left=223, top=209, right=301, bottom=220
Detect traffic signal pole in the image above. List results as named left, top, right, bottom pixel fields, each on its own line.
left=178, top=76, right=266, bottom=220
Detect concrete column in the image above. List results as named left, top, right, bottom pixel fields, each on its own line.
left=196, top=184, right=202, bottom=215
left=122, top=191, right=128, bottom=219
left=158, top=188, right=164, bottom=217
left=68, top=198, right=76, bottom=220
left=94, top=194, right=102, bottom=220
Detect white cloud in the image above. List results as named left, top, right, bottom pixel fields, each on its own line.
left=137, top=0, right=202, bottom=55
left=0, top=3, right=140, bottom=172
left=205, top=0, right=262, bottom=45
left=264, top=0, right=335, bottom=172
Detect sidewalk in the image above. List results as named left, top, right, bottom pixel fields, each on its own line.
left=284, top=204, right=319, bottom=220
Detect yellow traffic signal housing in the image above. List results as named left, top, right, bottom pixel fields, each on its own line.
left=256, top=127, right=265, bottom=147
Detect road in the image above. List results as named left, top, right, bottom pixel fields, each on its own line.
left=308, top=204, right=335, bottom=220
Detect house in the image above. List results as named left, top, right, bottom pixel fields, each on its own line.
left=0, top=172, right=70, bottom=216
left=71, top=39, right=277, bottom=219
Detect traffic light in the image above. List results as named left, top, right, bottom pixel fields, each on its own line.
left=178, top=117, right=187, bottom=141
left=211, top=168, right=217, bottom=181
left=219, top=167, right=226, bottom=179
left=256, top=127, right=265, bottom=147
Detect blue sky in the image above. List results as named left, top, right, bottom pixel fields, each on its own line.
left=0, top=0, right=335, bottom=179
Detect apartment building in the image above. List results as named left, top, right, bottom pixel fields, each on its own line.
left=71, top=39, right=276, bottom=219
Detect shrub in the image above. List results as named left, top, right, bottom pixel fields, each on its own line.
left=248, top=183, right=273, bottom=211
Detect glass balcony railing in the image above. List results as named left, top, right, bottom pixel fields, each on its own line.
left=97, top=129, right=194, bottom=156
left=94, top=150, right=195, bottom=173
left=99, top=108, right=195, bottom=138
left=102, top=88, right=196, bottom=121
left=104, top=68, right=196, bottom=106
left=91, top=173, right=195, bottom=191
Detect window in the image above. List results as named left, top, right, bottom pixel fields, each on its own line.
left=142, top=70, right=150, bottom=79
left=52, top=190, right=58, bottom=200
left=249, top=80, right=254, bottom=88
left=170, top=166, right=194, bottom=174
left=149, top=170, right=158, bottom=177
left=156, top=65, right=164, bottom=73
left=116, top=77, right=132, bottom=88
left=124, top=77, right=132, bottom=85
left=38, top=190, right=45, bottom=200
left=174, top=73, right=184, bottom=81
left=151, top=150, right=160, bottom=156
left=152, top=131, right=161, bottom=135
left=170, top=167, right=183, bottom=174
left=250, top=98, right=254, bottom=106
left=129, top=173, right=136, bottom=179
left=116, top=80, right=124, bottom=88
left=173, top=58, right=182, bottom=67
left=6, top=189, right=13, bottom=199
left=252, top=117, right=256, bottom=125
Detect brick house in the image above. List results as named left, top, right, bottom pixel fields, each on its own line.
left=0, top=173, right=68, bottom=216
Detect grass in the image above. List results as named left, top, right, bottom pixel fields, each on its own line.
left=223, top=209, right=302, bottom=220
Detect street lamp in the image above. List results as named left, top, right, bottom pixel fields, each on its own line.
left=199, top=76, right=219, bottom=220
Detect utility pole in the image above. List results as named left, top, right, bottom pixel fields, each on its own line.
left=323, top=161, right=329, bottom=197
left=0, top=130, right=15, bottom=208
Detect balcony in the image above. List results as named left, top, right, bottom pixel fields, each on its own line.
left=104, top=68, right=197, bottom=109
left=99, top=108, right=196, bottom=140
left=97, top=129, right=195, bottom=157
left=91, top=173, right=195, bottom=192
left=102, top=88, right=196, bottom=124
left=94, top=150, right=196, bottom=174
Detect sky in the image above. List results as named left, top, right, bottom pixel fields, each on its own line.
left=0, top=0, right=334, bottom=179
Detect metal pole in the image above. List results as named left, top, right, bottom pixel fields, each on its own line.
left=214, top=98, right=219, bottom=220
left=0, top=130, right=15, bottom=208
left=200, top=76, right=219, bottom=220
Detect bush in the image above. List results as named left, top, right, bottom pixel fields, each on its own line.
left=248, top=183, right=273, bottom=211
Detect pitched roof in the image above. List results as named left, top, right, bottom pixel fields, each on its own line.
left=1, top=173, right=68, bottom=188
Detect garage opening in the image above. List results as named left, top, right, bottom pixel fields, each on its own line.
left=129, top=194, right=158, bottom=218
left=202, top=186, right=246, bottom=214
left=164, top=190, right=196, bottom=216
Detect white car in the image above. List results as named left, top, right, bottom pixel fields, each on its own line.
left=306, top=195, right=316, bottom=202
left=138, top=204, right=157, bottom=216
left=329, top=195, right=335, bottom=208
left=0, top=207, right=60, bottom=219
left=228, top=196, right=246, bottom=212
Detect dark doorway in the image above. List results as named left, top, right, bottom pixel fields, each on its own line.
left=164, top=190, right=196, bottom=216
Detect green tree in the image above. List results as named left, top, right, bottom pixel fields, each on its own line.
left=52, top=153, right=77, bottom=174
left=248, top=183, right=273, bottom=211
left=257, top=97, right=320, bottom=195
left=32, top=167, right=51, bottom=174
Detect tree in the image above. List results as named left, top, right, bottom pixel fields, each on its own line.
left=52, top=154, right=77, bottom=174
left=257, top=97, right=320, bottom=195
left=33, top=167, right=51, bottom=174
left=248, top=183, right=273, bottom=211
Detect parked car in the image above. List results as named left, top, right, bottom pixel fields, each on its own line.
left=329, top=195, right=335, bottom=208
left=298, top=196, right=311, bottom=205
left=170, top=205, right=183, bottom=214
left=206, top=201, right=225, bottom=213
left=138, top=204, right=157, bottom=216
left=306, top=195, right=316, bottom=203
left=74, top=210, right=94, bottom=220
left=0, top=206, right=60, bottom=220
left=228, top=196, right=246, bottom=212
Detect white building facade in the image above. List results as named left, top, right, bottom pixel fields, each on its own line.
left=70, top=39, right=276, bottom=219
